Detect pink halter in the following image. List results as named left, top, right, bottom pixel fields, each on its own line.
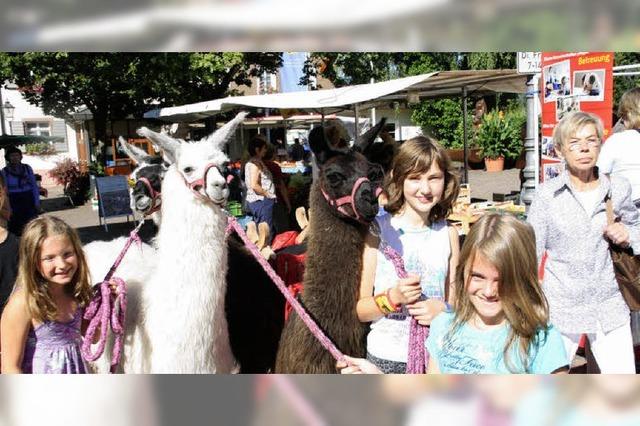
left=321, top=176, right=382, bottom=223
left=181, top=163, right=234, bottom=205
left=136, top=176, right=162, bottom=216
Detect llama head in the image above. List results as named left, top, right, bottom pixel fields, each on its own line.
left=137, top=111, right=248, bottom=207
left=119, top=137, right=169, bottom=216
left=310, top=118, right=387, bottom=224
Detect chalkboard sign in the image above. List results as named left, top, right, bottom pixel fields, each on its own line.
left=95, top=176, right=133, bottom=231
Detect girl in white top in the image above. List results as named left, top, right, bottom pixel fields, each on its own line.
left=356, top=136, right=460, bottom=373
left=244, top=136, right=276, bottom=238
left=598, top=87, right=640, bottom=207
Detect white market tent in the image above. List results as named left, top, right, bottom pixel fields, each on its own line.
left=144, top=70, right=528, bottom=122
left=144, top=70, right=531, bottom=184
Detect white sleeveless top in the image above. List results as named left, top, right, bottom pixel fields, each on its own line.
left=367, top=210, right=451, bottom=363
left=244, top=160, right=275, bottom=203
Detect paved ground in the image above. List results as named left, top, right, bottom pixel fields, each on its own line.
left=41, top=186, right=158, bottom=244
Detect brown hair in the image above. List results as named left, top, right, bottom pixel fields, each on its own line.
left=384, top=136, right=459, bottom=223
left=618, top=87, right=640, bottom=130
left=447, top=213, right=550, bottom=372
left=17, top=216, right=92, bottom=322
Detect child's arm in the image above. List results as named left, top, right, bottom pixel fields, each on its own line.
left=356, top=232, right=422, bottom=322
left=0, top=290, right=31, bottom=373
left=356, top=231, right=383, bottom=322
left=336, top=356, right=383, bottom=374
left=446, top=226, right=460, bottom=306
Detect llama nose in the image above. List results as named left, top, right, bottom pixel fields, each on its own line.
left=193, top=184, right=203, bottom=192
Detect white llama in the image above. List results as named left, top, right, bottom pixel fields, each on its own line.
left=87, top=112, right=247, bottom=373
left=133, top=111, right=247, bottom=373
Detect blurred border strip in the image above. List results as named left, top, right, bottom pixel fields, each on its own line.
left=3, top=0, right=639, bottom=51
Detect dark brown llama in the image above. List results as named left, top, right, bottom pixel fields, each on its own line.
left=275, top=118, right=387, bottom=373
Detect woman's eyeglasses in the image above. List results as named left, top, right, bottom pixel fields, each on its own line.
left=567, top=139, right=600, bottom=151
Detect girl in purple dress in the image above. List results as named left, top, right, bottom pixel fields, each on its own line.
left=1, top=216, right=95, bottom=373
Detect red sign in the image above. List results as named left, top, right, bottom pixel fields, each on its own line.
left=539, top=52, right=614, bottom=182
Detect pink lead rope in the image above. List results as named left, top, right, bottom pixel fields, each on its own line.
left=226, top=216, right=348, bottom=365
left=81, top=221, right=143, bottom=373
left=379, top=239, right=429, bottom=374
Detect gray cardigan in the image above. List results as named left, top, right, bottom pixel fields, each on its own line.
left=527, top=170, right=640, bottom=334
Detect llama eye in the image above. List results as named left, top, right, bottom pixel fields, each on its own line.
left=326, top=172, right=344, bottom=186
left=183, top=166, right=194, bottom=174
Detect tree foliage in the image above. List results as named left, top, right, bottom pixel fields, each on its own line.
left=613, top=52, right=640, bottom=115
left=2, top=53, right=282, bottom=143
left=303, top=53, right=518, bottom=148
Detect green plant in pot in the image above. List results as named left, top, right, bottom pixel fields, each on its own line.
left=476, top=110, right=523, bottom=172
left=49, top=158, right=90, bottom=206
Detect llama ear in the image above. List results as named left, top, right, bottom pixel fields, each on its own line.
left=205, top=111, right=249, bottom=149
left=118, top=137, right=153, bottom=165
left=308, top=125, right=338, bottom=164
left=137, top=127, right=179, bottom=164
left=355, top=117, right=387, bottom=153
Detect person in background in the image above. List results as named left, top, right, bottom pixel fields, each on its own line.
left=597, top=87, right=640, bottom=366
left=1, top=147, right=40, bottom=235
left=244, top=136, right=277, bottom=241
left=598, top=87, right=640, bottom=209
left=0, top=172, right=19, bottom=314
left=275, top=138, right=288, bottom=162
left=528, top=111, right=640, bottom=374
left=289, top=138, right=305, bottom=162
left=263, top=144, right=292, bottom=234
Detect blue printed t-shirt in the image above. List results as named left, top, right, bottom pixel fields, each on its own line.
left=425, top=312, right=568, bottom=374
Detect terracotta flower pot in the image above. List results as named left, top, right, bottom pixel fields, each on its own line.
left=484, top=156, right=505, bottom=172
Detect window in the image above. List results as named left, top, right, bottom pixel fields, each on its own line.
left=25, top=121, right=52, bottom=136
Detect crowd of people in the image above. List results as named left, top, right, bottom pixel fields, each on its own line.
left=1, top=89, right=640, bottom=374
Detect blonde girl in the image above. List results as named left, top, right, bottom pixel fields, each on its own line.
left=340, top=213, right=568, bottom=374
left=1, top=216, right=94, bottom=373
left=356, top=136, right=460, bottom=373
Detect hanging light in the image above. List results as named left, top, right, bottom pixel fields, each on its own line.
left=3, top=101, right=15, bottom=120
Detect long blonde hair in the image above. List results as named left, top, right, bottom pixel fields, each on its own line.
left=448, top=213, right=550, bottom=372
left=17, top=216, right=92, bottom=322
left=384, top=136, right=459, bottom=222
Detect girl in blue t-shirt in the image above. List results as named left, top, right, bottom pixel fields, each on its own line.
left=340, top=213, right=569, bottom=374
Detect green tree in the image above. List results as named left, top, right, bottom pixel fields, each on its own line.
left=303, top=53, right=517, bottom=148
left=2, top=53, right=282, bottom=147
left=613, top=52, right=640, bottom=115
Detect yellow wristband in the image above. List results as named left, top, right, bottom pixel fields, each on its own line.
left=374, top=293, right=395, bottom=315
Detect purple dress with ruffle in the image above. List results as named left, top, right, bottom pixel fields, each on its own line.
left=21, top=308, right=87, bottom=374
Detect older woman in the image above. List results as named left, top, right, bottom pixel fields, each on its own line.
left=528, top=111, right=640, bottom=373
left=1, top=146, right=40, bottom=235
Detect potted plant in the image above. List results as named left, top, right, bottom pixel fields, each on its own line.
left=49, top=158, right=90, bottom=206
left=476, top=110, right=523, bottom=172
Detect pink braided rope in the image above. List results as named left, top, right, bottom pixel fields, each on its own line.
left=81, top=224, right=142, bottom=372
left=268, top=376, right=328, bottom=426
left=226, top=217, right=347, bottom=364
left=380, top=244, right=429, bottom=374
